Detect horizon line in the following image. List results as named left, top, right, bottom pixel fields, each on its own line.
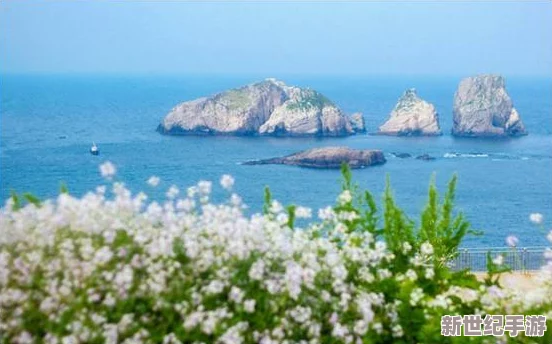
left=2, top=71, right=551, bottom=79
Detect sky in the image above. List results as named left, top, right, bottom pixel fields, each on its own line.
left=1, top=1, right=551, bottom=76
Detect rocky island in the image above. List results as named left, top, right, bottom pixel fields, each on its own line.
left=349, top=112, right=366, bottom=133
left=158, top=79, right=364, bottom=137
left=243, top=147, right=385, bottom=169
left=377, top=89, right=441, bottom=136
left=452, top=75, right=527, bottom=137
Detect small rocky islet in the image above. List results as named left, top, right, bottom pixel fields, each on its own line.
left=452, top=74, right=527, bottom=137
left=243, top=147, right=386, bottom=169
left=377, top=88, right=441, bottom=136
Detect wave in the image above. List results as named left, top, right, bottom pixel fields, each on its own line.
left=443, top=152, right=489, bottom=158
left=443, top=152, right=542, bottom=160
left=387, top=151, right=546, bottom=161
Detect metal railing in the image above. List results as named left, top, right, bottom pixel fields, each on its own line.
left=449, top=247, right=548, bottom=272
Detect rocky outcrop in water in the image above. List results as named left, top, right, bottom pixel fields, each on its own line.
left=243, top=147, right=386, bottom=169
left=349, top=113, right=366, bottom=133
left=378, top=89, right=441, bottom=136
left=452, top=75, right=527, bottom=137
left=415, top=154, right=436, bottom=161
left=158, top=79, right=362, bottom=137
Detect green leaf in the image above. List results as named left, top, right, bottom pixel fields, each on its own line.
left=287, top=204, right=296, bottom=229
left=10, top=190, right=21, bottom=210
left=263, top=186, right=272, bottom=215
left=340, top=162, right=352, bottom=191
left=60, top=182, right=69, bottom=194
left=23, top=193, right=41, bottom=207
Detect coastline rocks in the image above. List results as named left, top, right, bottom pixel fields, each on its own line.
left=452, top=75, right=527, bottom=137
left=416, top=154, right=436, bottom=161
left=158, top=79, right=360, bottom=137
left=378, top=89, right=441, bottom=136
left=243, top=147, right=386, bottom=169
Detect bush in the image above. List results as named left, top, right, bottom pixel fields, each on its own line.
left=0, top=163, right=551, bottom=343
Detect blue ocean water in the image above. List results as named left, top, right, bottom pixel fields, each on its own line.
left=1, top=74, right=551, bottom=247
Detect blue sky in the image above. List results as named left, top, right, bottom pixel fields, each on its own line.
left=1, top=1, right=551, bottom=76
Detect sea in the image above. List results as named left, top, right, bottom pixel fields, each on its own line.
left=1, top=74, right=551, bottom=247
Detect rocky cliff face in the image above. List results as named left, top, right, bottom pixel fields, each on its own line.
left=158, top=79, right=360, bottom=137
left=349, top=113, right=366, bottom=133
left=258, top=87, right=353, bottom=136
left=243, top=147, right=386, bottom=169
left=378, top=89, right=441, bottom=136
left=452, top=75, right=527, bottom=137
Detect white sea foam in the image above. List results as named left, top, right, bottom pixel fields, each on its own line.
left=443, top=152, right=489, bottom=158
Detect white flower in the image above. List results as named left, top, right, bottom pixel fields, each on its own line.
left=354, top=320, right=368, bottom=335
left=410, top=287, right=424, bottom=306
left=244, top=299, right=255, bottom=313
left=420, top=242, right=434, bottom=256
left=204, top=280, right=225, bottom=295
left=62, top=335, right=78, bottom=344
left=506, top=235, right=519, bottom=248
left=329, top=312, right=339, bottom=325
left=377, top=268, right=392, bottom=279
left=318, top=206, right=335, bottom=221
left=332, top=322, right=349, bottom=338
left=402, top=242, right=412, bottom=254
left=166, top=185, right=179, bottom=199
left=289, top=306, right=312, bottom=324
left=492, top=254, right=504, bottom=266
left=187, top=186, right=197, bottom=198
left=276, top=213, right=289, bottom=225
left=103, top=293, right=116, bottom=307
left=14, top=332, right=33, bottom=344
left=249, top=260, right=265, bottom=280
left=405, top=269, right=417, bottom=281
left=163, top=333, right=182, bottom=344
left=230, top=193, right=242, bottom=207
left=373, top=322, right=383, bottom=334
left=321, top=290, right=332, bottom=302
left=270, top=200, right=284, bottom=214
left=99, top=161, right=116, bottom=179
left=338, top=210, right=359, bottom=222
left=424, top=268, right=435, bottom=279
left=229, top=286, right=244, bottom=304
left=198, top=180, right=212, bottom=195
left=529, top=213, right=544, bottom=225
left=356, top=293, right=375, bottom=323
left=147, top=176, right=160, bottom=187
left=392, top=324, right=403, bottom=338
left=220, top=175, right=235, bottom=190
left=176, top=199, right=195, bottom=212
left=337, top=190, right=352, bottom=205
left=295, top=206, right=312, bottom=219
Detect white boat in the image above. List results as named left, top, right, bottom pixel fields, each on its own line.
left=90, top=142, right=99, bottom=156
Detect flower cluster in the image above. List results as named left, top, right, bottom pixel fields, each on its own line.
left=0, top=164, right=551, bottom=343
